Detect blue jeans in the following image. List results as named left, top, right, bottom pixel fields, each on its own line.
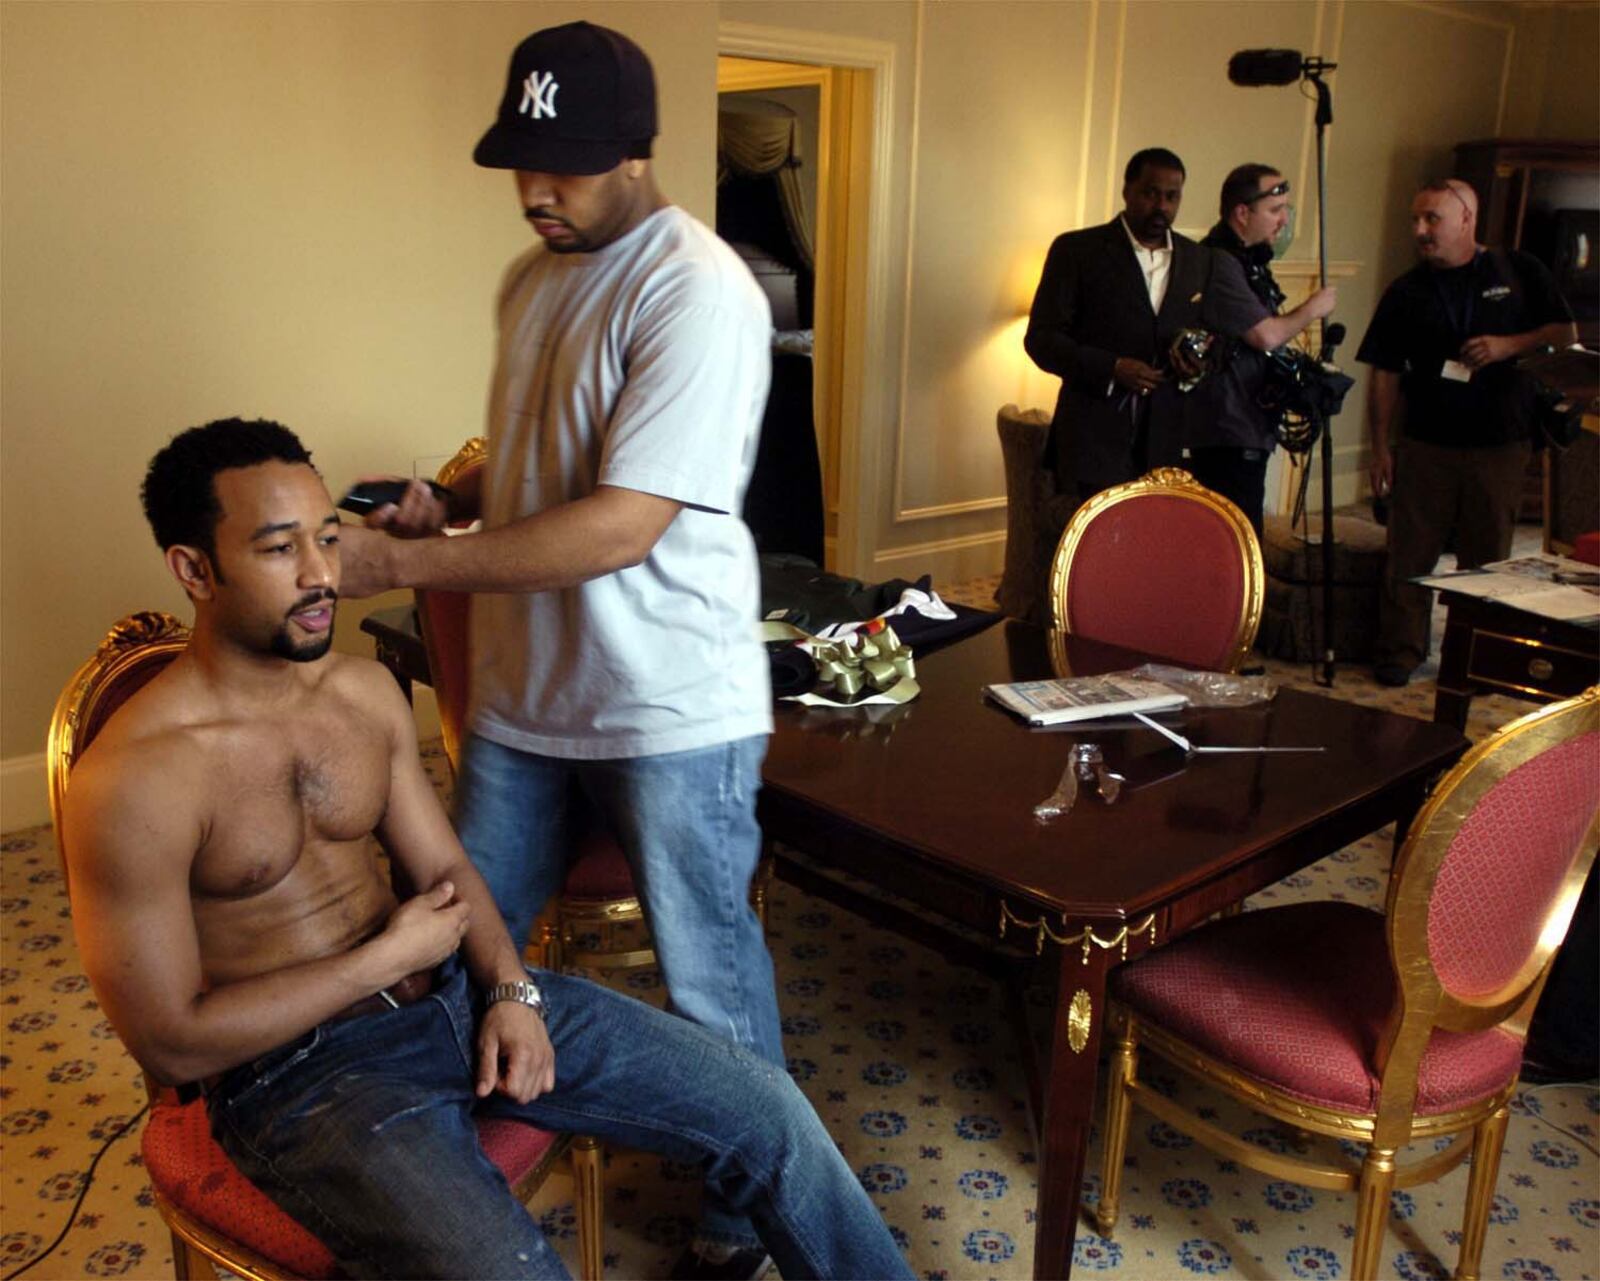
left=453, top=733, right=785, bottom=1248
left=208, top=962, right=911, bottom=1280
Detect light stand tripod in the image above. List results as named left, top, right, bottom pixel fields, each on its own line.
left=1228, top=50, right=1347, bottom=686
left=1307, top=62, right=1340, bottom=687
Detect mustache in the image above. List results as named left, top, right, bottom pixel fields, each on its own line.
left=287, top=589, right=337, bottom=616
left=524, top=208, right=573, bottom=228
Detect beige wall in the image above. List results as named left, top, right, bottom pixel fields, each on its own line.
left=3, top=0, right=1595, bottom=821
left=0, top=0, right=718, bottom=815
left=724, top=0, right=1572, bottom=583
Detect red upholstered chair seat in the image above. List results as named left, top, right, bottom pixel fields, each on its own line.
left=143, top=1098, right=562, bottom=1278
left=562, top=826, right=638, bottom=900
left=1109, top=901, right=1524, bottom=1116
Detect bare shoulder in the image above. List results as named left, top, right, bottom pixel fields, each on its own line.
left=63, top=666, right=210, bottom=880
left=320, top=650, right=408, bottom=710
left=318, top=651, right=414, bottom=738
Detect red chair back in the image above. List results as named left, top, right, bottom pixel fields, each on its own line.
left=414, top=438, right=488, bottom=773
left=1374, top=688, right=1600, bottom=1135
left=1048, top=469, right=1262, bottom=672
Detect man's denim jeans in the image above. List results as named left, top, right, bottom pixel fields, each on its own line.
left=208, top=963, right=911, bottom=1280
left=452, top=733, right=785, bottom=1248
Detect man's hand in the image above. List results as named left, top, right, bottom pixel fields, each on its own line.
left=1112, top=357, right=1165, bottom=397
left=1370, top=447, right=1394, bottom=499
left=373, top=880, right=470, bottom=979
left=476, top=999, right=556, bottom=1102
left=365, top=477, right=452, bottom=538
left=335, top=523, right=404, bottom=599
left=1459, top=333, right=1516, bottom=369
left=1304, top=286, right=1338, bottom=322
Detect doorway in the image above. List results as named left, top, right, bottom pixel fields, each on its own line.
left=717, top=54, right=870, bottom=570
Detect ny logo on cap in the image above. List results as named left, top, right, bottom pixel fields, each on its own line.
left=519, top=70, right=559, bottom=120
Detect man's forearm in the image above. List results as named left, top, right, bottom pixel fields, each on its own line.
left=1368, top=369, right=1400, bottom=452
left=379, top=486, right=679, bottom=594
left=138, top=942, right=422, bottom=1084
left=1510, top=321, right=1579, bottom=358
left=445, top=857, right=536, bottom=991
left=1244, top=301, right=1322, bottom=352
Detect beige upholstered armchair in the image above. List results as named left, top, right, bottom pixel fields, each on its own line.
left=994, top=404, right=1079, bottom=625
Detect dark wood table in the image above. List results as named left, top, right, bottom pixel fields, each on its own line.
left=360, top=604, right=428, bottom=700
left=758, top=621, right=1467, bottom=1280
left=1433, top=590, right=1600, bottom=730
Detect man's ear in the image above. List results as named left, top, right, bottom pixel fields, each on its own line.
left=623, top=158, right=647, bottom=181
left=165, top=544, right=216, bottom=602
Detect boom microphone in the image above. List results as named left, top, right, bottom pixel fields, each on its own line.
left=1319, top=321, right=1347, bottom=363
left=1228, top=49, right=1306, bottom=85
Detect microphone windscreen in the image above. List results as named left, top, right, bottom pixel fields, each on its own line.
left=1227, top=49, right=1305, bottom=86
left=1324, top=321, right=1347, bottom=346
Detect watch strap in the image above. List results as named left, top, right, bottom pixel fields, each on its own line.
left=485, top=978, right=546, bottom=1018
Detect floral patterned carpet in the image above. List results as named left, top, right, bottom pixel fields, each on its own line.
left=2, top=573, right=1596, bottom=1280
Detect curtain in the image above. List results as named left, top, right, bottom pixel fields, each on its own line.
left=717, top=99, right=814, bottom=271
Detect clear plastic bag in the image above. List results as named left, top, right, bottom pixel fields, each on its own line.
left=1126, top=663, right=1276, bottom=708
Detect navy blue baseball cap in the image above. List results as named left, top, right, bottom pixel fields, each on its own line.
left=474, top=22, right=657, bottom=176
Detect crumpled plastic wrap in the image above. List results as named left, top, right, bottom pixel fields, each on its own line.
left=1126, top=663, right=1275, bottom=708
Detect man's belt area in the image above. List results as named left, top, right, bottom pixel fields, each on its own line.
left=329, top=967, right=437, bottom=1023
left=194, top=969, right=437, bottom=1098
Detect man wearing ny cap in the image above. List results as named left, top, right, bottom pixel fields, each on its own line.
left=339, top=23, right=790, bottom=1278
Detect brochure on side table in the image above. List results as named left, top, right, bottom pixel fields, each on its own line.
left=1416, top=553, right=1600, bottom=625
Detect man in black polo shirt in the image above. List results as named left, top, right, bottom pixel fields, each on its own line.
left=1187, top=164, right=1338, bottom=534
left=1357, top=178, right=1576, bottom=687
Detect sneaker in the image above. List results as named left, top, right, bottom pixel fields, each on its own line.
left=1373, top=662, right=1412, bottom=687
left=669, top=1244, right=774, bottom=1281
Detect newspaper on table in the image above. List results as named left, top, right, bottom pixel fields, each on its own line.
left=1416, top=553, right=1600, bottom=625
left=984, top=675, right=1187, bottom=727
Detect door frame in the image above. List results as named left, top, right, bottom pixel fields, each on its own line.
left=718, top=22, right=897, bottom=577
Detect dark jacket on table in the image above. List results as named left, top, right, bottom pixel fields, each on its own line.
left=1025, top=218, right=1235, bottom=491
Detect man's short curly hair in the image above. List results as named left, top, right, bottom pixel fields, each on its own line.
left=141, top=418, right=314, bottom=560
left=1124, top=147, right=1186, bottom=184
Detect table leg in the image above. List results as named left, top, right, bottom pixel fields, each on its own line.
left=1433, top=609, right=1472, bottom=731
left=370, top=637, right=414, bottom=705
left=1032, top=944, right=1112, bottom=1279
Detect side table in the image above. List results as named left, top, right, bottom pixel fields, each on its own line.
left=1433, top=589, right=1600, bottom=729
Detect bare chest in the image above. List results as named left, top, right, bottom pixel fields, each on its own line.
left=193, top=715, right=389, bottom=900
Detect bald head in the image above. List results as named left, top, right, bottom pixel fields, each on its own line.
left=1410, top=178, right=1479, bottom=269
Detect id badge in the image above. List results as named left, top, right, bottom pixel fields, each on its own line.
left=1440, top=359, right=1473, bottom=383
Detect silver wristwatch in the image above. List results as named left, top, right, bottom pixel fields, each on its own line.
left=485, top=978, right=546, bottom=1020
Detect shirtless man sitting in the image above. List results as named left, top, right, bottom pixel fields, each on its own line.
left=62, top=418, right=912, bottom=1281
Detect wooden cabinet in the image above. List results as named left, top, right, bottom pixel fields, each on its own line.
left=1454, top=139, right=1600, bottom=520
left=1454, top=139, right=1600, bottom=281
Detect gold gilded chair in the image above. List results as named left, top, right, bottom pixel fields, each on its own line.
left=414, top=437, right=769, bottom=976
left=1094, top=686, right=1600, bottom=1281
left=50, top=611, right=602, bottom=1281
left=1048, top=467, right=1264, bottom=672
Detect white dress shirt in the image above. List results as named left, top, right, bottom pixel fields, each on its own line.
left=1119, top=216, right=1173, bottom=312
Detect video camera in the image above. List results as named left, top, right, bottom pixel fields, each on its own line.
left=1257, top=345, right=1354, bottom=454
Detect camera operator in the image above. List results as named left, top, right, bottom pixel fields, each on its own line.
left=1357, top=178, right=1576, bottom=687
left=1184, top=165, right=1337, bottom=534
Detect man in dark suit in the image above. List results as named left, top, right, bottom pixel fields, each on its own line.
left=1025, top=148, right=1317, bottom=504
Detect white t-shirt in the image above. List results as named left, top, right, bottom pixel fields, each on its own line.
left=469, top=206, right=775, bottom=759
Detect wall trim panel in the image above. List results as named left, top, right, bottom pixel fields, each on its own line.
left=2, top=754, right=48, bottom=834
